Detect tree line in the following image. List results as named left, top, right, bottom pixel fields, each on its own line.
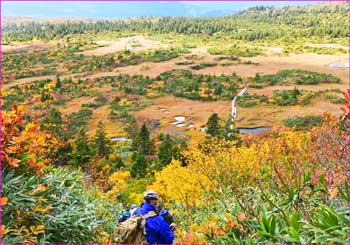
left=2, top=2, right=348, bottom=42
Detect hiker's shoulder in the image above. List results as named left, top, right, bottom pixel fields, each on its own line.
left=146, top=214, right=165, bottom=225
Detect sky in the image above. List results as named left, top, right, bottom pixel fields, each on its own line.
left=2, top=1, right=322, bottom=19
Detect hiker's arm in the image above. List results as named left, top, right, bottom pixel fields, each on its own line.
left=159, top=219, right=174, bottom=244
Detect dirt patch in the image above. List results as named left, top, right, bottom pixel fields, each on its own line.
left=305, top=43, right=348, bottom=50
left=81, top=36, right=168, bottom=56
left=1, top=42, right=47, bottom=54
left=57, top=96, right=96, bottom=115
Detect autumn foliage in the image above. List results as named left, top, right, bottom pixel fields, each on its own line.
left=1, top=105, right=57, bottom=175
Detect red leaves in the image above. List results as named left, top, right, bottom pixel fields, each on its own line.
left=341, top=90, right=350, bottom=118
left=2, top=105, right=57, bottom=175
left=4, top=155, right=20, bottom=168
left=342, top=90, right=350, bottom=103
left=214, top=227, right=224, bottom=236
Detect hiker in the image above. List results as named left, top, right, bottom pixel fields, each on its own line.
left=133, top=190, right=175, bottom=244
left=155, top=205, right=176, bottom=231
left=118, top=204, right=138, bottom=223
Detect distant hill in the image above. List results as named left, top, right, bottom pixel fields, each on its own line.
left=2, top=2, right=348, bottom=42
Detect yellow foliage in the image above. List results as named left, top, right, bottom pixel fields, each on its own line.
left=118, top=98, right=133, bottom=106
left=1, top=197, right=8, bottom=205
left=106, top=170, right=131, bottom=200
left=0, top=225, right=10, bottom=237
left=2, top=89, right=8, bottom=97
left=128, top=192, right=144, bottom=205
left=109, top=153, right=121, bottom=160
left=152, top=130, right=313, bottom=207
left=29, top=225, right=44, bottom=235
left=151, top=160, right=214, bottom=207
left=95, top=230, right=111, bottom=244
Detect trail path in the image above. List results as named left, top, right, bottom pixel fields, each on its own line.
left=231, top=82, right=247, bottom=120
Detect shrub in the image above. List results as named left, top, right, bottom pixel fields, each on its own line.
left=252, top=70, right=341, bottom=87
left=2, top=167, right=122, bottom=244
left=283, top=115, right=323, bottom=129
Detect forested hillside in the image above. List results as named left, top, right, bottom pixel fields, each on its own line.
left=2, top=2, right=348, bottom=42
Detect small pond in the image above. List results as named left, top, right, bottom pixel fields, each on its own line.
left=329, top=62, right=350, bottom=68
left=174, top=116, right=186, bottom=122
left=111, top=137, right=129, bottom=142
left=238, top=127, right=270, bottom=134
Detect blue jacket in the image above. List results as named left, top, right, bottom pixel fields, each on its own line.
left=133, top=202, right=174, bottom=244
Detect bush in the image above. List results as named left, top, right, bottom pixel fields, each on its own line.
left=2, top=167, right=122, bottom=244
left=236, top=95, right=259, bottom=107
left=216, top=56, right=240, bottom=61
left=277, top=89, right=315, bottom=106
left=175, top=61, right=194, bottom=65
left=283, top=115, right=323, bottom=129
left=208, top=45, right=263, bottom=57
left=82, top=96, right=108, bottom=108
left=174, top=181, right=350, bottom=244
left=252, top=70, right=341, bottom=87
left=190, top=62, right=217, bottom=70
left=324, top=94, right=347, bottom=104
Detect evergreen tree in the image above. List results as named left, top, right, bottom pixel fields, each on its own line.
left=55, top=74, right=62, bottom=88
left=93, top=122, right=111, bottom=158
left=157, top=134, right=174, bottom=169
left=41, top=107, right=63, bottom=136
left=130, top=152, right=149, bottom=178
left=41, top=107, right=73, bottom=166
left=127, top=117, right=139, bottom=141
left=219, top=117, right=242, bottom=146
left=206, top=113, right=220, bottom=137
left=69, top=127, right=93, bottom=168
left=133, top=123, right=154, bottom=155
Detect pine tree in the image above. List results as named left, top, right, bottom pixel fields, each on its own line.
left=133, top=123, right=154, bottom=155
left=206, top=113, right=220, bottom=137
left=130, top=152, right=149, bottom=178
left=93, top=122, right=111, bottom=158
left=41, top=107, right=63, bottom=137
left=56, top=74, right=62, bottom=88
left=69, top=127, right=93, bottom=168
left=157, top=134, right=174, bottom=169
left=219, top=117, right=242, bottom=145
left=127, top=117, right=139, bottom=141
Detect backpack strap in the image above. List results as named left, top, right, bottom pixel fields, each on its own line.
left=142, top=211, right=158, bottom=219
left=141, top=211, right=158, bottom=236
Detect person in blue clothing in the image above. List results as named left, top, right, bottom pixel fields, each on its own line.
left=133, top=190, right=175, bottom=244
left=118, top=204, right=138, bottom=223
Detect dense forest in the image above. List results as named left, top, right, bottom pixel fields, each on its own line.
left=2, top=3, right=348, bottom=42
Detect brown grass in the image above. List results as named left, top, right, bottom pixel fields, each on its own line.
left=1, top=42, right=47, bottom=53
left=133, top=95, right=345, bottom=131
left=236, top=98, right=343, bottom=128
left=81, top=36, right=167, bottom=56
left=7, top=48, right=348, bottom=90
left=133, top=96, right=231, bottom=133
left=248, top=84, right=345, bottom=97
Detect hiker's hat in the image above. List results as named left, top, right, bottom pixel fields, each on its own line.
left=144, top=190, right=158, bottom=201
